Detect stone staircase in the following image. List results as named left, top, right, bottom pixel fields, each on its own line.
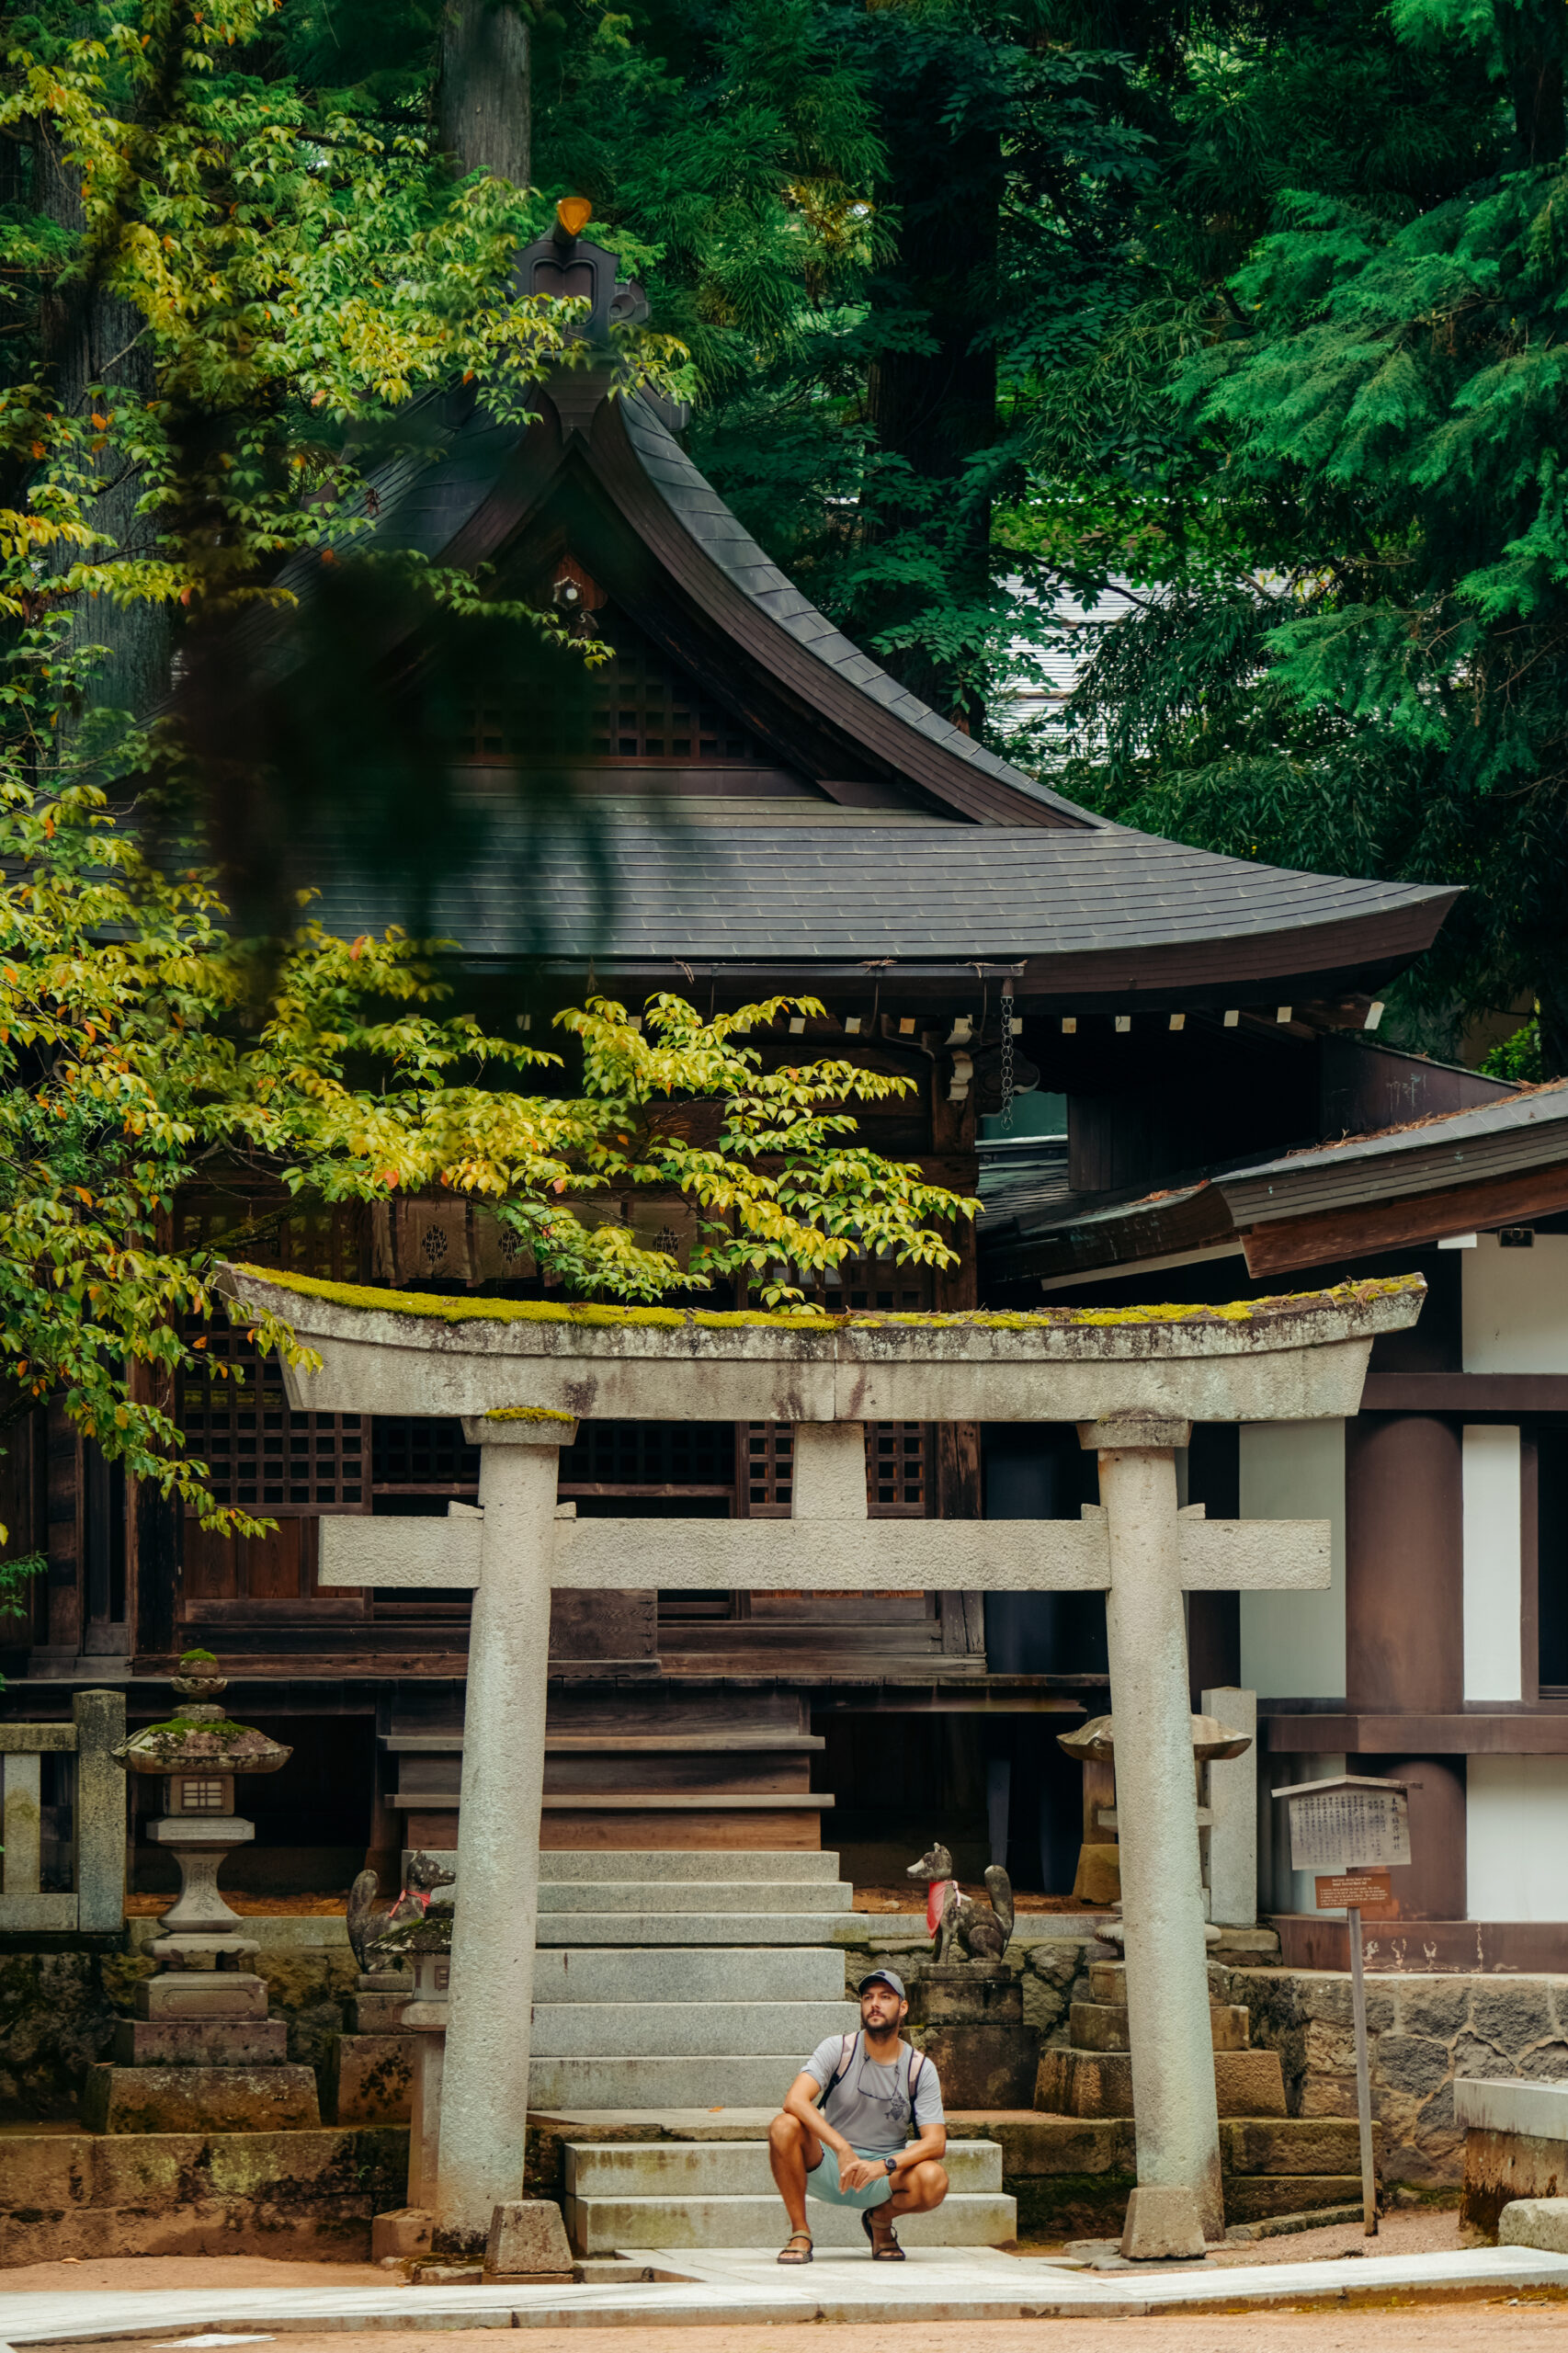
left=562, top=2134, right=1012, bottom=2252
left=527, top=1847, right=1017, bottom=2251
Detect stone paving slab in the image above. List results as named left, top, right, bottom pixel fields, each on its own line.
left=4, top=2239, right=1568, bottom=2338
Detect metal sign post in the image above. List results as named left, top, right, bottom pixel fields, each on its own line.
left=1275, top=1776, right=1411, bottom=2239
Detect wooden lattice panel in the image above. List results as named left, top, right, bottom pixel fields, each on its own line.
left=180, top=1320, right=367, bottom=1516
left=744, top=1424, right=794, bottom=1518
left=560, top=1420, right=737, bottom=1495
left=866, top=1422, right=928, bottom=1516
left=372, top=1417, right=482, bottom=1496
left=458, top=620, right=760, bottom=766
left=176, top=1195, right=368, bottom=1516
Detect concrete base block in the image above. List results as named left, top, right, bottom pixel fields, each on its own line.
left=1499, top=2197, right=1568, bottom=2255
left=320, top=2032, right=415, bottom=2127
left=485, top=2199, right=574, bottom=2280
left=352, top=1994, right=414, bottom=2032
left=111, top=2020, right=288, bottom=2069
left=81, top=2062, right=322, bottom=2133
left=1462, top=2126, right=1568, bottom=2243
left=910, top=2022, right=1039, bottom=2109
left=135, top=1973, right=268, bottom=2021
left=1119, top=2184, right=1207, bottom=2260
left=372, top=2207, right=433, bottom=2260
left=1071, top=1846, right=1121, bottom=1906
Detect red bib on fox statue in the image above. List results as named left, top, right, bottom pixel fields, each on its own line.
left=926, top=1877, right=958, bottom=1936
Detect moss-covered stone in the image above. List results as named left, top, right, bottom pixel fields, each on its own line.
left=227, top=1262, right=1424, bottom=1336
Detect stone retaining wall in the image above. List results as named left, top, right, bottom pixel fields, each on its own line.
left=0, top=1920, right=356, bottom=2120
left=843, top=1934, right=1568, bottom=2193
left=1233, top=1966, right=1568, bottom=2192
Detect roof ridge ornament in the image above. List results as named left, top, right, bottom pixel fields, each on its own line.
left=515, top=196, right=651, bottom=347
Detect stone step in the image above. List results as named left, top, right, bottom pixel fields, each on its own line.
left=527, top=2055, right=815, bottom=2109
left=532, top=1947, right=849, bottom=2003
left=1221, top=2119, right=1382, bottom=2177
left=1068, top=1999, right=1249, bottom=2054
left=563, top=2189, right=1018, bottom=2254
left=1034, top=2045, right=1287, bottom=2121
left=849, top=1913, right=1114, bottom=1944
left=81, top=2062, right=322, bottom=2134
left=530, top=2002, right=856, bottom=2059
left=0, top=2126, right=408, bottom=2267
left=537, top=1912, right=853, bottom=1946
left=538, top=1881, right=853, bottom=1915
left=542, top=1850, right=846, bottom=1882
left=1086, top=1961, right=1232, bottom=2005
left=1225, top=2176, right=1365, bottom=2224
left=563, top=2139, right=1003, bottom=2199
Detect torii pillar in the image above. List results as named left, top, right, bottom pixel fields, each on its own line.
left=215, top=1265, right=1425, bottom=2258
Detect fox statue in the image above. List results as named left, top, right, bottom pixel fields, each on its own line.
left=905, top=1839, right=1015, bottom=1964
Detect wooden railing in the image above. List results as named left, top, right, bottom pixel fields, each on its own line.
left=0, top=1689, right=126, bottom=1933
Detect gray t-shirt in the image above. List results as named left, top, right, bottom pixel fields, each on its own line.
left=802, top=2031, right=945, bottom=2154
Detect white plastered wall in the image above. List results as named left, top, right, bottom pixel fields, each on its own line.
left=1238, top=1419, right=1346, bottom=1700
left=1467, top=1757, right=1568, bottom=1920
left=1463, top=1233, right=1568, bottom=1370
left=1463, top=1425, right=1523, bottom=1703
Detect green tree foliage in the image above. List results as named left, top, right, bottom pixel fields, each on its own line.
left=0, top=0, right=974, bottom=1572
left=1025, top=0, right=1568, bottom=1066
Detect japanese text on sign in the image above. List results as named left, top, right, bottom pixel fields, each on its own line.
left=1288, top=1788, right=1410, bottom=1872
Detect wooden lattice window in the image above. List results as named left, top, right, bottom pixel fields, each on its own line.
left=743, top=1422, right=929, bottom=1517
left=181, top=1319, right=367, bottom=1516
left=559, top=1420, right=737, bottom=1497
left=372, top=1417, right=481, bottom=1497
left=456, top=616, right=761, bottom=766
left=174, top=1192, right=362, bottom=1283
left=744, top=1424, right=793, bottom=1518
left=867, top=1422, right=928, bottom=1516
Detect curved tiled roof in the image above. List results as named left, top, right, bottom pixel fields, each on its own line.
left=616, top=398, right=1092, bottom=826
left=317, top=800, right=1454, bottom=990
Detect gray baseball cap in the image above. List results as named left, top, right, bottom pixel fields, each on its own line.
left=858, top=1968, right=906, bottom=1999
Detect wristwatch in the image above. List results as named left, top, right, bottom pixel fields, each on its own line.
left=883, top=2156, right=898, bottom=2177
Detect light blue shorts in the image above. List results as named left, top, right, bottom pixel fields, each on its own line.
left=805, top=2144, right=892, bottom=2211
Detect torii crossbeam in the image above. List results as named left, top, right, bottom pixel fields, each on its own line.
left=217, top=1266, right=1424, bottom=2259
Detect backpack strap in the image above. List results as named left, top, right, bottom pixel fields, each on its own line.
left=823, top=2030, right=858, bottom=2105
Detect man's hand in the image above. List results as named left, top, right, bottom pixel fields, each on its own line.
left=837, top=2154, right=887, bottom=2194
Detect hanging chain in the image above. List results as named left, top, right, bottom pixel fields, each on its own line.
left=999, top=985, right=1016, bottom=1131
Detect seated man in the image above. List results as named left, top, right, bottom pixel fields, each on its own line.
left=767, top=1966, right=948, bottom=2263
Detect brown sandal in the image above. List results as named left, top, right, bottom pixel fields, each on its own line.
left=862, top=2209, right=905, bottom=2262
left=778, top=2232, right=814, bottom=2265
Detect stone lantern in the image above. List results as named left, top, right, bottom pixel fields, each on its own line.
left=83, top=1652, right=321, bottom=2131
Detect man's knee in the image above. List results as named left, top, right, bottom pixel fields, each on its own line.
left=913, top=2160, right=949, bottom=2208
left=769, top=2110, right=802, bottom=2150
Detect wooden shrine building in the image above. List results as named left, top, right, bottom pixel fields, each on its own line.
left=13, top=213, right=1554, bottom=1953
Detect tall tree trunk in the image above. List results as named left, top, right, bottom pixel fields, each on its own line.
left=438, top=0, right=530, bottom=183
left=34, top=127, right=165, bottom=722
left=859, top=44, right=1002, bottom=733
left=1506, top=0, right=1566, bottom=165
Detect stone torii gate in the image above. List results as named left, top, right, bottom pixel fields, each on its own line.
left=218, top=1266, right=1422, bottom=2257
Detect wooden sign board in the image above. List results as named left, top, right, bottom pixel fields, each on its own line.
left=1315, top=1870, right=1396, bottom=1918
left=1284, top=1784, right=1411, bottom=1873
